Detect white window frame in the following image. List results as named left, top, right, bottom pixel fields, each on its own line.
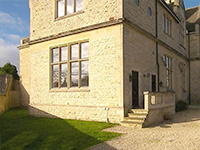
left=55, top=0, right=84, bottom=18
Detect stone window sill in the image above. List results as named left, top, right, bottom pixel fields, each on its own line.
left=49, top=87, right=90, bottom=92
left=55, top=10, right=84, bottom=21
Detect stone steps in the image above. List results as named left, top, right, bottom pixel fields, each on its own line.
left=120, top=121, right=143, bottom=128
left=121, top=109, right=148, bottom=128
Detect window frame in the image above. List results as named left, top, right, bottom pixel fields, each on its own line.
left=163, top=14, right=172, bottom=37
left=134, top=0, right=139, bottom=6
left=179, top=62, right=186, bottom=90
left=179, top=20, right=185, bottom=47
left=49, top=40, right=89, bottom=91
left=163, top=55, right=173, bottom=90
left=148, top=7, right=152, bottom=17
left=55, top=0, right=84, bottom=19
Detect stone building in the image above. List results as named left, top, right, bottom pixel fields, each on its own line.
left=186, top=5, right=200, bottom=105
left=18, top=0, right=200, bottom=127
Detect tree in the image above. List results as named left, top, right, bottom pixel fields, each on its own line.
left=0, top=63, right=19, bottom=80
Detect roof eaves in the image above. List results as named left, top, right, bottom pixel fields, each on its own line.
left=159, top=0, right=181, bottom=23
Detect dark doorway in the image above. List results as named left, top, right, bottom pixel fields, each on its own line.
left=132, top=71, right=139, bottom=108
left=152, top=75, right=156, bottom=92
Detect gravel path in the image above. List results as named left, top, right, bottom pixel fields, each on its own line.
left=90, top=109, right=200, bottom=150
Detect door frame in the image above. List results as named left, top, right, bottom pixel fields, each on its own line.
left=132, top=71, right=139, bottom=108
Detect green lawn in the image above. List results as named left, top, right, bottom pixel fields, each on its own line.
left=0, top=109, right=121, bottom=150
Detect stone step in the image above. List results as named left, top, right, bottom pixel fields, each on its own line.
left=123, top=117, right=145, bottom=122
left=129, top=109, right=148, bottom=114
left=120, top=121, right=143, bottom=128
left=125, top=116, right=146, bottom=120
left=132, top=112, right=148, bottom=116
left=128, top=113, right=147, bottom=118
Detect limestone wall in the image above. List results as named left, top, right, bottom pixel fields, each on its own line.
left=124, top=0, right=187, bottom=57
left=29, top=0, right=123, bottom=41
left=20, top=25, right=124, bottom=123
left=123, top=25, right=157, bottom=113
left=20, top=47, right=31, bottom=107
left=0, top=76, right=20, bottom=114
left=157, top=2, right=187, bottom=57
left=124, top=0, right=156, bottom=36
left=123, top=23, right=189, bottom=116
left=190, top=61, right=200, bottom=104
left=189, top=32, right=200, bottom=59
left=158, top=44, right=189, bottom=101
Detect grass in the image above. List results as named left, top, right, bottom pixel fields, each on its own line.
left=0, top=109, right=121, bottom=150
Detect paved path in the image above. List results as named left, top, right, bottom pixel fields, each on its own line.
left=90, top=109, right=200, bottom=150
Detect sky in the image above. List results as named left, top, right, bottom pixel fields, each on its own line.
left=0, top=0, right=200, bottom=73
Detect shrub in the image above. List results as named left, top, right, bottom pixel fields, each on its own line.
left=176, top=100, right=188, bottom=112
left=0, top=63, right=19, bottom=80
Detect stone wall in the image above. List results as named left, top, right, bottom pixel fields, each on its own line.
left=190, top=61, right=200, bottom=104
left=157, top=2, right=187, bottom=57
left=124, top=0, right=156, bottom=36
left=123, top=20, right=189, bottom=116
left=158, top=44, right=189, bottom=101
left=123, top=25, right=157, bottom=114
left=124, top=0, right=187, bottom=57
left=20, top=47, right=31, bottom=107
left=0, top=75, right=21, bottom=114
left=29, top=0, right=123, bottom=41
left=189, top=32, right=200, bottom=59
left=0, top=74, right=11, bottom=94
left=189, top=27, right=200, bottom=104
left=20, top=25, right=124, bottom=123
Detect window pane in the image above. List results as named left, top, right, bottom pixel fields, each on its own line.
left=166, top=57, right=169, bottom=68
left=81, top=61, right=89, bottom=87
left=52, top=48, right=59, bottom=63
left=71, top=62, right=79, bottom=87
left=61, top=64, right=67, bottom=87
left=76, top=0, right=83, bottom=12
left=169, top=20, right=171, bottom=35
left=71, top=44, right=79, bottom=60
left=169, top=58, right=171, bottom=69
left=67, top=0, right=74, bottom=15
left=61, top=46, right=68, bottom=61
left=57, top=0, right=65, bottom=17
left=81, top=42, right=89, bottom=59
left=52, top=65, right=59, bottom=88
left=163, top=15, right=165, bottom=31
left=166, top=18, right=168, bottom=33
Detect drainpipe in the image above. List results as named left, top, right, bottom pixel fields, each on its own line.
left=155, top=0, right=160, bottom=92
left=188, top=32, right=191, bottom=104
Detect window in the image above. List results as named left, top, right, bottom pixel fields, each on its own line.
left=56, top=0, right=83, bottom=18
left=179, top=63, right=186, bottom=90
left=163, top=55, right=172, bottom=89
left=135, top=0, right=139, bottom=6
left=179, top=19, right=185, bottom=46
left=163, top=14, right=165, bottom=31
left=163, top=14, right=172, bottom=36
left=148, top=8, right=152, bottom=16
left=51, top=41, right=89, bottom=89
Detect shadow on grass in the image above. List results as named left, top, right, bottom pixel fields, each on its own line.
left=0, top=108, right=120, bottom=150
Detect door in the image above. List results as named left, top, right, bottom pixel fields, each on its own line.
left=132, top=71, right=139, bottom=108
left=152, top=75, right=156, bottom=92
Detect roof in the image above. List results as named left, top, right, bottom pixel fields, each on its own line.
left=159, top=0, right=181, bottom=23
left=186, top=5, right=200, bottom=32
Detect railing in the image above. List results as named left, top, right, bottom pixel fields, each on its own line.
left=144, top=91, right=175, bottom=110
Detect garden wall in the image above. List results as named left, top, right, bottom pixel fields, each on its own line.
left=0, top=75, right=21, bottom=114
